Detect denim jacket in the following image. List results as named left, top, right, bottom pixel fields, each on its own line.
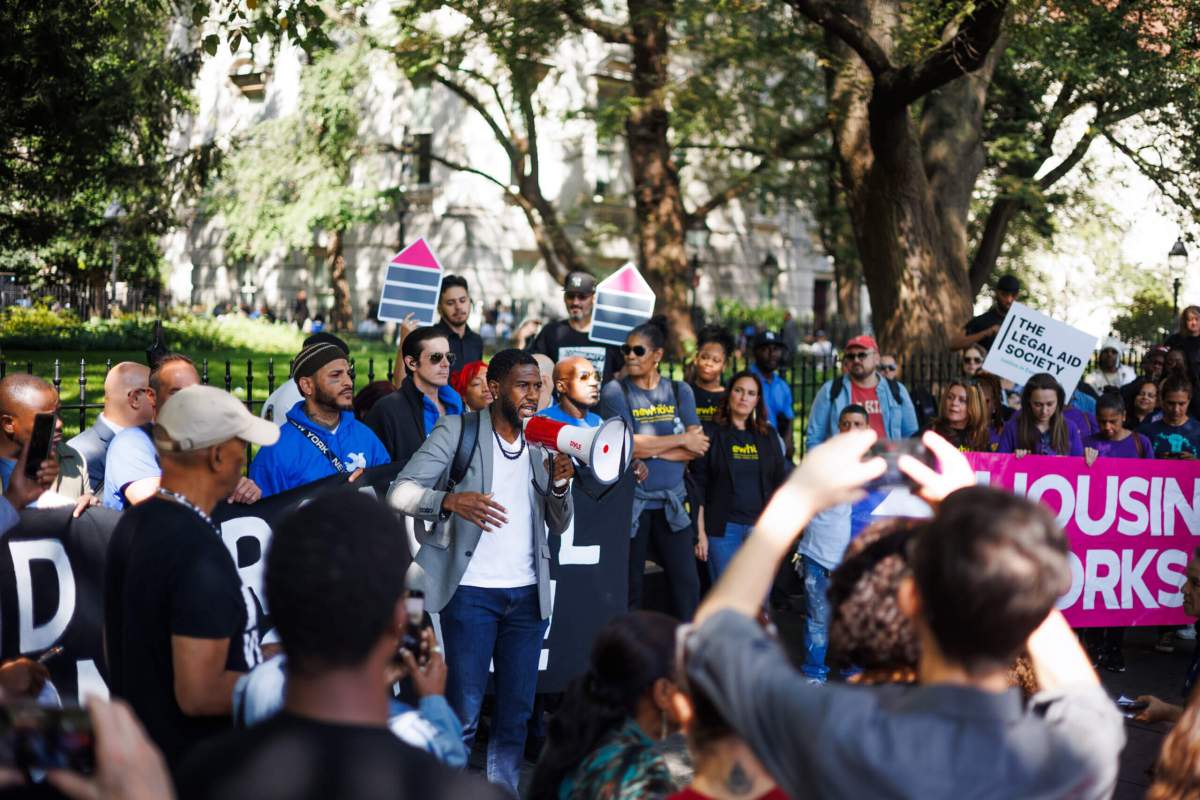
left=805, top=375, right=919, bottom=448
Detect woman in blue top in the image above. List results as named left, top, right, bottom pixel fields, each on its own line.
left=996, top=373, right=1084, bottom=457
left=599, top=318, right=709, bottom=620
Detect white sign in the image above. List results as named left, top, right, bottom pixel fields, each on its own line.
left=981, top=302, right=1098, bottom=392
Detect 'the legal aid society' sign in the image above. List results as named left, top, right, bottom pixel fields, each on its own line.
left=981, top=302, right=1098, bottom=392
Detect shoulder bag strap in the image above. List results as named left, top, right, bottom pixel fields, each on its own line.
left=448, top=412, right=480, bottom=490
left=287, top=419, right=347, bottom=474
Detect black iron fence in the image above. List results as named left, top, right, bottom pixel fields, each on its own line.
left=0, top=347, right=1147, bottom=455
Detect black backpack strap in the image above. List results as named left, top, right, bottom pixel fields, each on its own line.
left=831, top=375, right=845, bottom=403
left=448, top=412, right=480, bottom=490
left=883, top=375, right=902, bottom=405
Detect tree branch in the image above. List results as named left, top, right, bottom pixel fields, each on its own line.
left=880, top=0, right=1009, bottom=110
left=427, top=153, right=515, bottom=196
left=430, top=73, right=519, bottom=164
left=559, top=1, right=632, bottom=45
left=786, top=0, right=892, bottom=75
left=1037, top=128, right=1097, bottom=191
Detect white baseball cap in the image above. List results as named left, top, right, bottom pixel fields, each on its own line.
left=154, top=385, right=280, bottom=452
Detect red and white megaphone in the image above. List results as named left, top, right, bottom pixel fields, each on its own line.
left=523, top=415, right=632, bottom=485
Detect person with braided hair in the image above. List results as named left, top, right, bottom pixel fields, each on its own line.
left=530, top=611, right=682, bottom=800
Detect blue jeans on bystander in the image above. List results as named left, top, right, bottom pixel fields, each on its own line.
left=439, top=584, right=548, bottom=795
left=706, top=522, right=752, bottom=582
left=801, top=555, right=831, bottom=682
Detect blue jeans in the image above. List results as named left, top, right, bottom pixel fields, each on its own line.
left=801, top=555, right=831, bottom=682
left=707, top=522, right=752, bottom=582
left=440, top=585, right=548, bottom=795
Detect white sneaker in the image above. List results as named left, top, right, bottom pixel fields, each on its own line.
left=1180, top=627, right=1197, bottom=641
left=805, top=678, right=826, bottom=687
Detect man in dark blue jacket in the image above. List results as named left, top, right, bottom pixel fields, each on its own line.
left=250, top=341, right=390, bottom=496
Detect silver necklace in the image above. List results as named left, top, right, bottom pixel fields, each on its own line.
left=156, top=488, right=219, bottom=535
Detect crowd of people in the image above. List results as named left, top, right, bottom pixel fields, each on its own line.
left=2, top=268, right=1200, bottom=798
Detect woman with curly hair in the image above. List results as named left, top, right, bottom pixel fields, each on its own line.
left=531, top=611, right=682, bottom=800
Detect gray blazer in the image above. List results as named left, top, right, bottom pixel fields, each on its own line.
left=388, top=411, right=573, bottom=619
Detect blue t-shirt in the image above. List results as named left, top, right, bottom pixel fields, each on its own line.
left=600, top=377, right=698, bottom=492
left=422, top=385, right=464, bottom=436
left=103, top=425, right=159, bottom=509
left=0, top=458, right=14, bottom=491
left=749, top=365, right=794, bottom=426
left=1138, top=418, right=1200, bottom=460
left=537, top=403, right=602, bottom=428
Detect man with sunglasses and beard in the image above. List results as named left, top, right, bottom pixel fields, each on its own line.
left=949, top=274, right=1021, bottom=353
left=389, top=349, right=574, bottom=795
left=250, top=341, right=391, bottom=496
left=806, top=336, right=918, bottom=447
left=367, top=326, right=466, bottom=469
left=517, top=270, right=626, bottom=384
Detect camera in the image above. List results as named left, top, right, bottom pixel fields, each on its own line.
left=0, top=703, right=94, bottom=774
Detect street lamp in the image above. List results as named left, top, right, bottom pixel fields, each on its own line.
left=1170, top=238, right=1189, bottom=319
left=102, top=200, right=126, bottom=318
left=762, top=253, right=781, bottom=304
left=685, top=217, right=710, bottom=325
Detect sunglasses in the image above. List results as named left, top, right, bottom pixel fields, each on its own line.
left=880, top=364, right=898, bottom=372
left=565, top=292, right=592, bottom=302
left=843, top=351, right=871, bottom=361
left=426, top=352, right=456, bottom=366
left=963, top=356, right=983, bottom=364
left=621, top=344, right=648, bottom=357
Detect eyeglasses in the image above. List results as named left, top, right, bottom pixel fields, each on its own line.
left=427, top=352, right=456, bottom=366
left=843, top=351, right=870, bottom=361
left=880, top=364, right=898, bottom=372
left=621, top=344, right=648, bottom=357
left=564, top=292, right=591, bottom=302
left=963, top=357, right=983, bottom=365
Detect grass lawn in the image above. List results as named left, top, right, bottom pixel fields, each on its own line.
left=2, top=337, right=399, bottom=438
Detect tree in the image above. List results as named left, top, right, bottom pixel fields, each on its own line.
left=788, top=0, right=1200, bottom=352
left=391, top=1, right=585, bottom=282
left=206, top=37, right=389, bottom=330
left=561, top=0, right=827, bottom=343
left=1112, top=288, right=1175, bottom=347
left=0, top=1, right=200, bottom=305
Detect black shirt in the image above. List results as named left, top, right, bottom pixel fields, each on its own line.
left=528, top=320, right=625, bottom=384
left=690, top=383, right=725, bottom=424
left=177, top=712, right=507, bottom=800
left=432, top=320, right=483, bottom=374
left=105, top=498, right=260, bottom=768
left=727, top=429, right=765, bottom=524
left=964, top=307, right=1005, bottom=352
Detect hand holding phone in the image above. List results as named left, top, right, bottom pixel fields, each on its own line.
left=864, top=439, right=937, bottom=492
left=23, top=413, right=56, bottom=482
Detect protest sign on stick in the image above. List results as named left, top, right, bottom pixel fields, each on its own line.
left=376, top=238, right=444, bottom=325
left=981, top=302, right=1097, bottom=392
left=588, top=263, right=656, bottom=347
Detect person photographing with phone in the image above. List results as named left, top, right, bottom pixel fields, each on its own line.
left=388, top=349, right=574, bottom=794
left=0, top=374, right=90, bottom=504
left=682, top=428, right=1124, bottom=799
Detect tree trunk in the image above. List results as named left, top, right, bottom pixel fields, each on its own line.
left=828, top=38, right=969, bottom=353
left=326, top=229, right=353, bottom=331
left=625, top=0, right=694, bottom=352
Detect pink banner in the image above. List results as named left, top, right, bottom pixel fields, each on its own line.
left=964, top=452, right=1198, bottom=627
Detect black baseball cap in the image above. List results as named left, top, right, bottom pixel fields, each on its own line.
left=564, top=271, right=597, bottom=295
left=753, top=330, right=785, bottom=349
left=996, top=275, right=1021, bottom=293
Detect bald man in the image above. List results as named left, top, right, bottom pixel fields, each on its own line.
left=535, top=356, right=647, bottom=482
left=537, top=356, right=602, bottom=427
left=68, top=361, right=152, bottom=494
left=0, top=374, right=88, bottom=500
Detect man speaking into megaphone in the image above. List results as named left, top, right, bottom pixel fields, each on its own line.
left=535, top=356, right=647, bottom=484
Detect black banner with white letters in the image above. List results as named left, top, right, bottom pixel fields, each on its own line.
left=0, top=460, right=630, bottom=702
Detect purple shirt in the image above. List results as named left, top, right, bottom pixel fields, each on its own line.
left=996, top=416, right=1085, bottom=457
left=1082, top=432, right=1153, bottom=460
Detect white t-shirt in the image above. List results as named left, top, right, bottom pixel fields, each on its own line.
left=459, top=436, right=536, bottom=589
left=261, top=379, right=303, bottom=426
